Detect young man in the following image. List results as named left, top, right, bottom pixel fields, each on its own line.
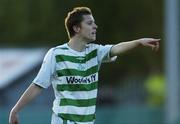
left=9, top=7, right=159, bottom=124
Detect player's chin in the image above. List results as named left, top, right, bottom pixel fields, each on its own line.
left=91, top=36, right=96, bottom=41
left=92, top=37, right=96, bottom=41
left=87, top=37, right=96, bottom=42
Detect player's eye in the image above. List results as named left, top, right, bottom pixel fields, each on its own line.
left=87, top=21, right=93, bottom=25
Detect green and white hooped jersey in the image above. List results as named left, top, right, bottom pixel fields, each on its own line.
left=33, top=43, right=117, bottom=123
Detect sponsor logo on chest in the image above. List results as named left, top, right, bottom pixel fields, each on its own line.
left=66, top=74, right=97, bottom=84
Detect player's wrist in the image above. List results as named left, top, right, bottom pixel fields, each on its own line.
left=133, top=39, right=141, bottom=46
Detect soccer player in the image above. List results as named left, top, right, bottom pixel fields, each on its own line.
left=9, top=7, right=160, bottom=124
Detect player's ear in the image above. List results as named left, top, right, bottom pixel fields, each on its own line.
left=73, top=25, right=80, bottom=33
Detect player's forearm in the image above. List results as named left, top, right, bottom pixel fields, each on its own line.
left=11, top=83, right=43, bottom=113
left=110, top=40, right=140, bottom=56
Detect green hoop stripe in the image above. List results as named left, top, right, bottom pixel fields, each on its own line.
left=57, top=47, right=69, bottom=50
left=56, top=65, right=98, bottom=77
left=60, top=98, right=96, bottom=107
left=56, top=81, right=98, bottom=91
left=55, top=49, right=97, bottom=63
left=63, top=119, right=67, bottom=124
left=58, top=113, right=95, bottom=122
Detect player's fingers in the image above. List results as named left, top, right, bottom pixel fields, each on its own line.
left=145, top=43, right=155, bottom=48
left=152, top=46, right=156, bottom=51
left=146, top=43, right=158, bottom=51
left=155, top=42, right=160, bottom=51
left=153, top=38, right=161, bottom=41
left=152, top=47, right=154, bottom=51
left=148, top=40, right=159, bottom=45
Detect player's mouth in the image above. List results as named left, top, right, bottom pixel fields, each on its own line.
left=91, top=31, right=96, bottom=35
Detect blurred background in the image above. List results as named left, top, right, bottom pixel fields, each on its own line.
left=0, top=0, right=180, bottom=124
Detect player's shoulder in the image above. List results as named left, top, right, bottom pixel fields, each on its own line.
left=54, top=43, right=68, bottom=50
left=50, top=43, right=69, bottom=52
left=87, top=42, right=109, bottom=52
left=86, top=43, right=101, bottom=50
left=45, top=43, right=68, bottom=55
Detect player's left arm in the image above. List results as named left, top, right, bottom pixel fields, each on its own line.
left=110, top=38, right=160, bottom=57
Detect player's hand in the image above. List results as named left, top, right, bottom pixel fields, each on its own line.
left=137, top=38, right=160, bottom=51
left=9, top=109, right=19, bottom=124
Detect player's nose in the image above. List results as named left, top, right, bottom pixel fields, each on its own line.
left=93, top=23, right=98, bottom=29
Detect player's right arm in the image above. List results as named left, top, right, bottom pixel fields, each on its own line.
left=9, top=83, right=43, bottom=124
left=9, top=48, right=55, bottom=124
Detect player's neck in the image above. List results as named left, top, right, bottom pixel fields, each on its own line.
left=68, top=36, right=88, bottom=52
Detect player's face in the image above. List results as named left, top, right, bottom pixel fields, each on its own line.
left=78, top=14, right=98, bottom=42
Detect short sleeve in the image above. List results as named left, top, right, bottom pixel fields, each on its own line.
left=33, top=48, right=55, bottom=88
left=97, top=44, right=117, bottom=64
